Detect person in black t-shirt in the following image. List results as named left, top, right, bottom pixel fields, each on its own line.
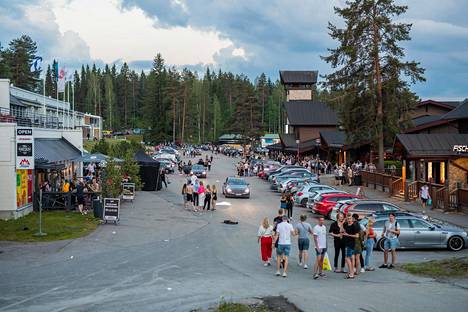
left=329, top=212, right=346, bottom=272
left=342, top=213, right=360, bottom=279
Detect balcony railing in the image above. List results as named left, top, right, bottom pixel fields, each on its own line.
left=10, top=85, right=70, bottom=110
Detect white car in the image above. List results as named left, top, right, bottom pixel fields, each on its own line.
left=294, top=184, right=336, bottom=207
left=306, top=189, right=348, bottom=210
left=155, top=153, right=177, bottom=162
left=329, top=199, right=359, bottom=221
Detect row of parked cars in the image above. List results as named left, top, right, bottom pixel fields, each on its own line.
left=151, top=146, right=180, bottom=173
left=256, top=160, right=467, bottom=252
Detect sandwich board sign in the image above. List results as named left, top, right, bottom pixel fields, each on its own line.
left=103, top=198, right=120, bottom=224
left=122, top=183, right=135, bottom=201
left=16, top=128, right=34, bottom=170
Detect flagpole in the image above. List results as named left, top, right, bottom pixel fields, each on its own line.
left=72, top=83, right=75, bottom=129
left=56, top=87, right=59, bottom=129
left=42, top=78, right=46, bottom=126
left=67, top=82, right=70, bottom=129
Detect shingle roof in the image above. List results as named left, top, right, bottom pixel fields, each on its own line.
left=320, top=131, right=347, bottom=148
left=261, top=133, right=280, bottom=139
left=411, top=115, right=443, bottom=127
left=279, top=133, right=297, bottom=148
left=441, top=100, right=468, bottom=120
left=394, top=134, right=468, bottom=157
left=285, top=100, right=338, bottom=126
left=279, top=71, right=318, bottom=84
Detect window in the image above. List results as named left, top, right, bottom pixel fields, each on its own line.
left=355, top=203, right=380, bottom=211
left=396, top=219, right=411, bottom=229
left=410, top=219, right=431, bottom=229
left=374, top=220, right=385, bottom=228
left=383, top=204, right=399, bottom=212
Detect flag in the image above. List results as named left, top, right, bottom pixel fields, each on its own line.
left=57, top=67, right=66, bottom=93
left=30, top=56, right=42, bottom=72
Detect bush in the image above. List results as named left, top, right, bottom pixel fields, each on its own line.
left=384, top=160, right=402, bottom=169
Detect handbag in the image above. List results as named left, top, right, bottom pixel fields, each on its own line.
left=427, top=198, right=432, bottom=206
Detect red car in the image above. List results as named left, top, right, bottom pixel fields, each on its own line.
left=313, top=193, right=361, bottom=218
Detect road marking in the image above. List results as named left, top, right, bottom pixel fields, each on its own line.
left=216, top=201, right=231, bottom=206
left=0, top=287, right=62, bottom=311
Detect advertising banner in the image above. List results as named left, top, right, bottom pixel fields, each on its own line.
left=16, top=128, right=34, bottom=170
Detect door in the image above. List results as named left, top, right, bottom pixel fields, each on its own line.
left=410, top=219, right=441, bottom=248
left=395, top=219, right=413, bottom=248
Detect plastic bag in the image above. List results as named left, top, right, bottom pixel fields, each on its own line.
left=322, top=253, right=332, bottom=271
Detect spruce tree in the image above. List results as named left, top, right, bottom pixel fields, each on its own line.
left=6, top=35, right=39, bottom=90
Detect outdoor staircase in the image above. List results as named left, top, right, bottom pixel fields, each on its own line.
left=392, top=191, right=405, bottom=201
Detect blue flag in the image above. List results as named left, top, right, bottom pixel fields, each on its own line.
left=30, top=56, right=42, bottom=72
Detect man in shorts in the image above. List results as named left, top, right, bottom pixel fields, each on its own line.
left=274, top=215, right=295, bottom=277
left=379, top=213, right=400, bottom=269
left=294, top=214, right=313, bottom=269
left=343, top=213, right=360, bottom=279
left=313, top=217, right=327, bottom=279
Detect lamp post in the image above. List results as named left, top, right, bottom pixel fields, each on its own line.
left=296, top=139, right=300, bottom=162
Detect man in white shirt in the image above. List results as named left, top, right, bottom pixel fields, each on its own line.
left=274, top=215, right=296, bottom=277
left=313, top=217, right=328, bottom=279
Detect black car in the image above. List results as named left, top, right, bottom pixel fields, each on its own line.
left=222, top=177, right=250, bottom=198
left=191, top=164, right=207, bottom=178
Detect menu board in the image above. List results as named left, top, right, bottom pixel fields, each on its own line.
left=103, top=198, right=120, bottom=222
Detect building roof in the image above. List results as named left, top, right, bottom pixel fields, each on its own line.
left=261, top=133, right=280, bottom=139
left=284, top=100, right=338, bottom=126
left=394, top=134, right=468, bottom=158
left=417, top=99, right=462, bottom=110
left=279, top=133, right=297, bottom=148
left=278, top=133, right=319, bottom=153
left=405, top=115, right=453, bottom=133
left=320, top=131, right=347, bottom=149
left=411, top=115, right=443, bottom=127
left=441, top=99, right=468, bottom=120
left=279, top=71, right=318, bottom=85
left=10, top=95, right=26, bottom=107
left=266, top=142, right=283, bottom=150
left=35, top=138, right=82, bottom=164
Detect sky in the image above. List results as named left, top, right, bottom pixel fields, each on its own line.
left=0, top=0, right=467, bottom=100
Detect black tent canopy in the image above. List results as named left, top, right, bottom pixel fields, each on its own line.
left=134, top=150, right=161, bottom=191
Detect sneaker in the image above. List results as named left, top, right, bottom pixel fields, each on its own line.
left=319, top=273, right=327, bottom=278
left=276, top=271, right=281, bottom=276
left=298, top=261, right=303, bottom=266
left=313, top=273, right=319, bottom=280
left=388, top=264, right=394, bottom=269
left=303, top=265, right=308, bottom=269
left=267, top=262, right=271, bottom=266
left=282, top=272, right=287, bottom=278
left=360, top=268, right=365, bottom=273
left=264, top=263, right=269, bottom=267
left=379, top=264, right=388, bottom=269
left=366, top=267, right=375, bottom=271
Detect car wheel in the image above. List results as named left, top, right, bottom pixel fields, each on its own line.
left=447, top=236, right=464, bottom=251
left=300, top=198, right=308, bottom=207
left=377, top=238, right=385, bottom=251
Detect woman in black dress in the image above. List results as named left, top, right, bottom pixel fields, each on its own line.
left=285, top=192, right=294, bottom=219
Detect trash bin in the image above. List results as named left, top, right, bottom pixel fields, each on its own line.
left=93, top=199, right=103, bottom=219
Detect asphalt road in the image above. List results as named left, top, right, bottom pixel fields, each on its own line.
left=0, top=153, right=467, bottom=312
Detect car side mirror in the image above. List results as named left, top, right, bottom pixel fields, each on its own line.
left=429, top=226, right=435, bottom=231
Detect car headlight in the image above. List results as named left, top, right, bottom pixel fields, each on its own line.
left=190, top=171, right=193, bottom=174
left=226, top=187, right=232, bottom=193
left=202, top=171, right=206, bottom=175
left=245, top=188, right=250, bottom=193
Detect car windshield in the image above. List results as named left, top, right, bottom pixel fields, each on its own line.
left=192, top=165, right=204, bottom=170
left=228, top=178, right=247, bottom=185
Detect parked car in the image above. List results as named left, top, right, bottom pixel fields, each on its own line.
left=342, top=200, right=400, bottom=220
left=268, top=167, right=307, bottom=182
left=222, top=177, right=250, bottom=198
left=313, top=193, right=361, bottom=218
left=360, top=215, right=468, bottom=251
left=191, top=164, right=207, bottom=178
left=154, top=158, right=175, bottom=173
left=306, top=189, right=348, bottom=210
left=294, top=184, right=336, bottom=207
left=271, top=171, right=317, bottom=189
left=267, top=165, right=304, bottom=180
left=329, top=199, right=360, bottom=221
left=277, top=176, right=319, bottom=193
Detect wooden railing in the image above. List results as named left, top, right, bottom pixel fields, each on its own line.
left=456, top=188, right=468, bottom=212
left=390, top=178, right=402, bottom=196
left=361, top=170, right=400, bottom=193
left=407, top=181, right=419, bottom=200
left=433, top=187, right=446, bottom=210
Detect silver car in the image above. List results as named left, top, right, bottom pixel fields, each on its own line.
left=222, top=177, right=250, bottom=198
left=361, top=215, right=468, bottom=251
left=294, top=184, right=336, bottom=207
left=306, top=189, right=348, bottom=210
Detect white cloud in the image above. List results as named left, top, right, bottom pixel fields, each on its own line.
left=51, top=0, right=235, bottom=66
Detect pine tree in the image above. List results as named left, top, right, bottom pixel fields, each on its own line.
left=322, top=0, right=425, bottom=169
left=5, top=35, right=40, bottom=91
left=0, top=43, right=11, bottom=79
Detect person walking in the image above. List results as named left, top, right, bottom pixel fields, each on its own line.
left=312, top=217, right=328, bottom=279
left=329, top=212, right=346, bottom=273
left=364, top=218, right=376, bottom=271
left=280, top=193, right=287, bottom=210
left=203, top=185, right=212, bottom=210
left=211, top=185, right=218, bottom=211
left=343, top=213, right=360, bottom=279
left=294, top=214, right=313, bottom=269
left=379, top=213, right=400, bottom=269
left=258, top=217, right=274, bottom=266
left=285, top=192, right=294, bottom=219
left=76, top=180, right=86, bottom=215
left=186, top=183, right=194, bottom=211
left=274, top=215, right=295, bottom=278
left=419, top=184, right=431, bottom=211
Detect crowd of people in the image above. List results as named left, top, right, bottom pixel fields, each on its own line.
left=257, top=210, right=400, bottom=279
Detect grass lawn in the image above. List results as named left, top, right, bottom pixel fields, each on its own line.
left=83, top=135, right=143, bottom=152
left=215, top=303, right=270, bottom=312
left=400, top=257, right=468, bottom=278
left=0, top=211, right=100, bottom=242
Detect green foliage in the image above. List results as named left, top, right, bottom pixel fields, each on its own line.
left=101, top=158, right=123, bottom=198
left=109, top=140, right=142, bottom=158
left=401, top=257, right=468, bottom=278
left=0, top=211, right=99, bottom=242
left=91, top=139, right=110, bottom=155
left=384, top=160, right=402, bottom=169
left=121, top=152, right=141, bottom=190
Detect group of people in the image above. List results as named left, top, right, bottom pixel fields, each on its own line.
left=181, top=174, right=218, bottom=212
left=257, top=210, right=400, bottom=279
left=333, top=161, right=363, bottom=186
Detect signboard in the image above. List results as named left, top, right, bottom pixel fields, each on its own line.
left=453, top=145, right=468, bottom=153
left=16, top=128, right=34, bottom=169
left=103, top=198, right=120, bottom=222
left=122, top=183, right=135, bottom=200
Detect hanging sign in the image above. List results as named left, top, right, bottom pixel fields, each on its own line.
left=16, top=128, right=34, bottom=170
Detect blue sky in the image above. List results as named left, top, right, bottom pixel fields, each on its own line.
left=0, top=0, right=467, bottom=100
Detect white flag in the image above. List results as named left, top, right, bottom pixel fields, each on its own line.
left=30, top=56, right=42, bottom=72
left=57, top=67, right=66, bottom=93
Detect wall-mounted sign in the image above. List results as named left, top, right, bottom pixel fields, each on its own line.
left=453, top=145, right=468, bottom=153
left=16, top=128, right=34, bottom=170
